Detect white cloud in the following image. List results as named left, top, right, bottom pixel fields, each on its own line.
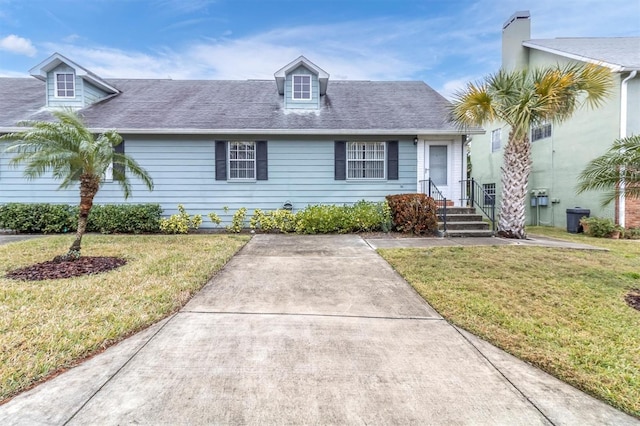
left=33, top=1, right=640, bottom=99
left=0, top=34, right=36, bottom=56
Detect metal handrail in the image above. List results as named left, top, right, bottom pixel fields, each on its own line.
left=460, top=178, right=496, bottom=231
left=419, top=179, right=447, bottom=232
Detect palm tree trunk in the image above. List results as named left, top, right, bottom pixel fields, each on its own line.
left=67, top=174, right=100, bottom=256
left=498, top=131, right=532, bottom=239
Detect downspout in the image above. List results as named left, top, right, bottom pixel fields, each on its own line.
left=619, top=70, right=637, bottom=228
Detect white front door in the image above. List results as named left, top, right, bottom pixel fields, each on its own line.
left=424, top=142, right=450, bottom=198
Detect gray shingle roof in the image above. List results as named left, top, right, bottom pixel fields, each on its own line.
left=524, top=37, right=640, bottom=71
left=0, top=78, right=46, bottom=127
left=0, top=77, right=468, bottom=135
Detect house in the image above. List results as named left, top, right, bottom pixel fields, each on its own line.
left=471, top=11, right=640, bottom=229
left=0, top=53, right=478, bottom=227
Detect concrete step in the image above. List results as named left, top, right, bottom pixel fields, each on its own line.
left=441, top=214, right=484, bottom=222
left=437, top=207, right=475, bottom=215
left=440, top=221, right=490, bottom=231
left=444, top=229, right=495, bottom=238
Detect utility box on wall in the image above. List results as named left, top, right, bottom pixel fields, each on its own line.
left=530, top=189, right=548, bottom=207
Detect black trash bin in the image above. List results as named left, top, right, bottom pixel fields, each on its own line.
left=566, top=208, right=590, bottom=233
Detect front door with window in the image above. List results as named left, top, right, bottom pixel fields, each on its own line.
left=424, top=143, right=450, bottom=198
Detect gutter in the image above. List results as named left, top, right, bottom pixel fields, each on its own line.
left=619, top=70, right=638, bottom=227
left=0, top=127, right=486, bottom=136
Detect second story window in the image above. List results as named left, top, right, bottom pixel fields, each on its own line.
left=56, top=73, right=75, bottom=98
left=491, top=128, right=501, bottom=152
left=531, top=122, right=552, bottom=142
left=292, top=75, right=311, bottom=100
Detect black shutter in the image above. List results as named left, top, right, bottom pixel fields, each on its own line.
left=334, top=141, right=346, bottom=180
left=215, top=140, right=227, bottom=181
left=256, top=141, right=268, bottom=180
left=387, top=140, right=399, bottom=180
left=114, top=140, right=125, bottom=176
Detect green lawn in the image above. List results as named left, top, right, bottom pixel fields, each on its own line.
left=379, top=227, right=640, bottom=417
left=0, top=234, right=248, bottom=401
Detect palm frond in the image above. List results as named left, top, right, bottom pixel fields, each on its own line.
left=577, top=135, right=640, bottom=206
left=449, top=80, right=496, bottom=127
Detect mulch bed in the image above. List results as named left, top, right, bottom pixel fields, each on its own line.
left=5, top=256, right=127, bottom=281
left=625, top=288, right=640, bottom=312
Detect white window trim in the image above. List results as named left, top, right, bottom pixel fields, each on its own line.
left=54, top=72, right=75, bottom=98
left=292, top=74, right=312, bottom=100
left=104, top=163, right=113, bottom=182
left=491, top=128, right=501, bottom=153
left=346, top=141, right=387, bottom=180
left=228, top=141, right=256, bottom=181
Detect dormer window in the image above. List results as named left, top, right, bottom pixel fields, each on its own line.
left=292, top=75, right=311, bottom=100
left=55, top=73, right=75, bottom=98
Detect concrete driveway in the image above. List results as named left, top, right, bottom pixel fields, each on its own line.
left=1, top=235, right=637, bottom=425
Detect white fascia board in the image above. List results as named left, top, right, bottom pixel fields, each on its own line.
left=79, top=75, right=120, bottom=94
left=522, top=42, right=629, bottom=72
left=274, top=55, right=330, bottom=95
left=49, top=128, right=484, bottom=136
left=28, top=52, right=119, bottom=93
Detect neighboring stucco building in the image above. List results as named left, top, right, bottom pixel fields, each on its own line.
left=0, top=53, right=477, bottom=226
left=471, top=11, right=640, bottom=229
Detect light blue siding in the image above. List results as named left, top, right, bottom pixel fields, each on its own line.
left=47, top=64, right=83, bottom=108
left=83, top=81, right=109, bottom=105
left=0, top=136, right=417, bottom=228
left=284, top=66, right=319, bottom=110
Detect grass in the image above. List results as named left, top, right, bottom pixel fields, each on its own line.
left=0, top=234, right=248, bottom=401
left=378, top=226, right=640, bottom=417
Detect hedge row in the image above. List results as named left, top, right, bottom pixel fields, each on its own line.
left=249, top=195, right=438, bottom=235
left=0, top=203, right=162, bottom=234
left=0, top=195, right=439, bottom=236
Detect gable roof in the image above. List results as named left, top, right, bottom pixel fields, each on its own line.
left=523, top=37, right=640, bottom=72
left=29, top=52, right=120, bottom=94
left=274, top=55, right=330, bottom=96
left=0, top=78, right=472, bottom=136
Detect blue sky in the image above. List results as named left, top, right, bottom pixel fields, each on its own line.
left=1, top=0, right=639, bottom=98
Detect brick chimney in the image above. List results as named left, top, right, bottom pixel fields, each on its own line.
left=502, top=11, right=531, bottom=70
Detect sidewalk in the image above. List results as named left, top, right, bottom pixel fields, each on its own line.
left=1, top=234, right=635, bottom=425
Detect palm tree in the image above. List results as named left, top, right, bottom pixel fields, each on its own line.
left=450, top=64, right=612, bottom=238
left=1, top=109, right=153, bottom=259
left=577, top=135, right=640, bottom=206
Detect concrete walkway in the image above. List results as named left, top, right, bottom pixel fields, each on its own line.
left=1, top=235, right=636, bottom=425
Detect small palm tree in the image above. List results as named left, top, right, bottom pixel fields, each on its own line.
left=1, top=109, right=153, bottom=259
left=577, top=135, right=640, bottom=206
left=451, top=64, right=612, bottom=238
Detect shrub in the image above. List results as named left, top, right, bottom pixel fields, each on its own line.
left=208, top=212, right=222, bottom=227
left=580, top=216, right=621, bottom=238
left=227, top=207, right=247, bottom=233
left=385, top=193, right=439, bottom=235
left=0, top=203, right=76, bottom=233
left=249, top=209, right=297, bottom=233
left=350, top=199, right=392, bottom=232
left=159, top=204, right=202, bottom=234
left=294, top=201, right=391, bottom=234
left=624, top=227, right=640, bottom=239
left=87, top=204, right=162, bottom=234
